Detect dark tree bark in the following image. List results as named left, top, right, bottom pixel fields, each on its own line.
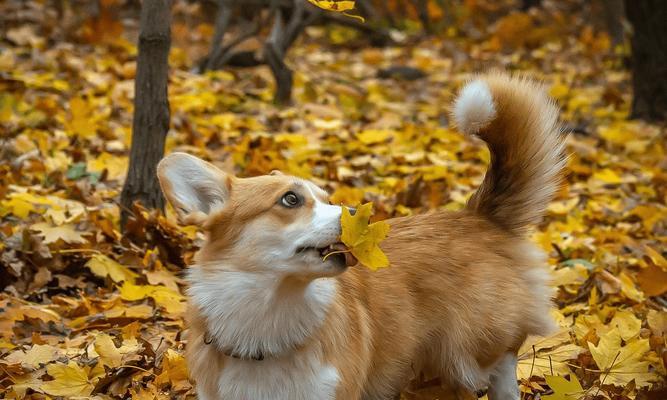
left=203, top=0, right=234, bottom=72
left=198, top=0, right=391, bottom=100
left=264, top=3, right=294, bottom=105
left=602, top=0, right=625, bottom=46
left=120, top=0, right=171, bottom=228
left=521, top=0, right=541, bottom=11
left=414, top=0, right=432, bottom=34
left=624, top=0, right=667, bottom=121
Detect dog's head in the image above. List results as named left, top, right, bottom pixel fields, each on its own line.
left=157, top=153, right=356, bottom=278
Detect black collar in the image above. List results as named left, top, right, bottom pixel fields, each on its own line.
left=203, top=331, right=265, bottom=361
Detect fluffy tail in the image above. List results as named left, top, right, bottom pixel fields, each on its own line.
left=453, top=73, right=566, bottom=234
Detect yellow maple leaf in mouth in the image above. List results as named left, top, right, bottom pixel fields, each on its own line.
left=339, top=202, right=390, bottom=271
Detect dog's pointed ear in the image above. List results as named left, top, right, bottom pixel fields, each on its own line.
left=157, top=153, right=232, bottom=224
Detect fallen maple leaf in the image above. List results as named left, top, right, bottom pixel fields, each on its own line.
left=30, top=222, right=90, bottom=245
left=646, top=310, right=666, bottom=336
left=6, top=372, right=44, bottom=399
left=94, top=333, right=123, bottom=368
left=589, top=328, right=656, bottom=387
left=543, top=374, right=584, bottom=400
left=356, top=129, right=394, bottom=145
left=66, top=96, right=98, bottom=138
left=41, top=362, right=95, bottom=397
left=155, top=349, right=190, bottom=392
left=120, top=282, right=186, bottom=315
left=618, top=272, right=645, bottom=303
left=517, top=342, right=583, bottom=380
left=340, top=202, right=390, bottom=270
left=636, top=264, right=667, bottom=297
left=4, top=343, right=60, bottom=369
left=86, top=254, right=138, bottom=283
left=611, top=309, right=641, bottom=341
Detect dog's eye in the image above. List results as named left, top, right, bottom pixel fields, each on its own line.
left=281, top=192, right=300, bottom=208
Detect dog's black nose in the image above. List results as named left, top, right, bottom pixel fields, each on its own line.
left=348, top=207, right=357, bottom=215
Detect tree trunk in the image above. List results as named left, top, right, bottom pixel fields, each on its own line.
left=120, top=0, right=172, bottom=228
left=415, top=0, right=432, bottom=34
left=263, top=0, right=293, bottom=105
left=624, top=0, right=667, bottom=121
left=521, top=0, right=541, bottom=11
left=602, top=0, right=625, bottom=46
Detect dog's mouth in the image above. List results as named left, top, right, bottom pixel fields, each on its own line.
left=296, top=243, right=358, bottom=267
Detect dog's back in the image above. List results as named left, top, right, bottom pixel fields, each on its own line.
left=325, top=74, right=564, bottom=398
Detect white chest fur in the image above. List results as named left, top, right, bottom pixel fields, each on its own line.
left=214, top=352, right=339, bottom=400
left=187, top=267, right=340, bottom=399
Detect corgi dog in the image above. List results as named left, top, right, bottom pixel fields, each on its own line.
left=157, top=73, right=565, bottom=400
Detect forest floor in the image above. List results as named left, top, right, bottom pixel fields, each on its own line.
left=0, top=1, right=665, bottom=399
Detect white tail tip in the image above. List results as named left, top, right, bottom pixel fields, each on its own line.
left=453, top=80, right=496, bottom=134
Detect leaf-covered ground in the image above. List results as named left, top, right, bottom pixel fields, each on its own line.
left=1, top=1, right=665, bottom=399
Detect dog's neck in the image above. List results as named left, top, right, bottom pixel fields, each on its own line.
left=187, top=264, right=337, bottom=360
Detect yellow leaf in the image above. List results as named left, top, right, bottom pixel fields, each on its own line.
left=0, top=339, right=15, bottom=350
left=549, top=82, right=570, bottom=100
left=356, top=129, right=393, bottom=145
left=8, top=372, right=44, bottom=399
left=119, top=281, right=153, bottom=301
left=598, top=123, right=636, bottom=146
left=86, top=254, right=137, bottom=283
left=67, top=96, right=98, bottom=138
left=543, top=375, right=584, bottom=400
left=87, top=152, right=129, bottom=181
left=591, top=168, right=622, bottom=185
left=647, top=310, right=666, bottom=336
left=1, top=192, right=54, bottom=218
left=43, top=196, right=86, bottom=225
left=312, top=118, right=343, bottom=130
left=4, top=344, right=60, bottom=369
left=517, top=343, right=582, bottom=380
left=589, top=328, right=655, bottom=387
left=547, top=197, right=579, bottom=215
left=340, top=203, right=390, bottom=270
left=630, top=205, right=666, bottom=232
left=130, top=384, right=161, bottom=400
left=94, top=333, right=122, bottom=368
left=103, top=303, right=154, bottom=319
left=644, top=246, right=667, bottom=270
left=551, top=263, right=589, bottom=287
left=150, top=286, right=187, bottom=315
left=155, top=349, right=190, bottom=391
left=330, top=186, right=365, bottom=206
left=30, top=222, right=89, bottom=244
left=517, top=329, right=583, bottom=380
left=1, top=196, right=35, bottom=218
left=574, top=314, right=606, bottom=342
left=41, top=362, right=95, bottom=397
left=146, top=269, right=180, bottom=291
left=618, top=272, right=645, bottom=303
left=120, top=282, right=186, bottom=315
left=611, top=309, right=641, bottom=341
